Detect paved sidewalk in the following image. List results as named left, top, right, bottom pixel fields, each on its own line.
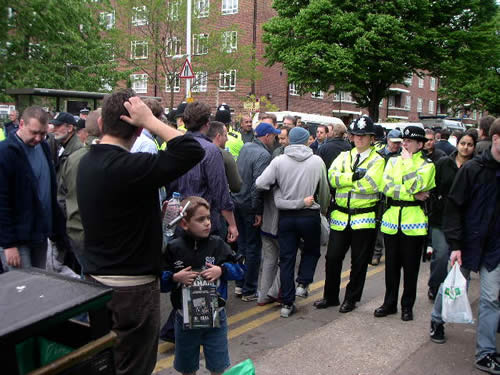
left=252, top=267, right=497, bottom=375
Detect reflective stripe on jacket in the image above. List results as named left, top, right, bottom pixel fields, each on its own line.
left=328, top=147, right=385, bottom=230
left=381, top=151, right=436, bottom=236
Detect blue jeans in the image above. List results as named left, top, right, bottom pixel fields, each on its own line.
left=0, top=241, right=48, bottom=271
left=174, top=309, right=230, bottom=374
left=431, top=264, right=499, bottom=361
left=235, top=206, right=262, bottom=295
left=278, top=213, right=321, bottom=305
left=428, top=227, right=450, bottom=291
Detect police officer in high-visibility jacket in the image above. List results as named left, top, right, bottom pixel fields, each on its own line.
left=374, top=126, right=435, bottom=322
left=314, top=115, right=385, bottom=312
left=215, top=104, right=244, bottom=160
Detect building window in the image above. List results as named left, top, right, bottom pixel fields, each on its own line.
left=131, top=74, right=148, bottom=94
left=101, top=79, right=113, bottom=92
left=192, top=71, right=208, bottom=92
left=132, top=6, right=148, bottom=26
left=219, top=70, right=236, bottom=91
left=428, top=99, right=434, bottom=114
left=418, top=76, right=424, bottom=88
left=404, top=73, right=412, bottom=86
left=195, top=0, right=209, bottom=18
left=430, top=77, right=436, bottom=91
left=289, top=83, right=298, bottom=96
left=222, top=0, right=238, bottom=15
left=131, top=40, right=148, bottom=59
left=333, top=91, right=355, bottom=103
left=99, top=11, right=115, bottom=30
left=167, top=1, right=180, bottom=20
left=417, top=97, right=423, bottom=112
left=193, top=33, right=208, bottom=55
left=166, top=37, right=181, bottom=56
left=166, top=73, right=180, bottom=92
left=222, top=31, right=237, bottom=53
left=405, top=95, right=411, bottom=110
left=311, top=90, right=324, bottom=99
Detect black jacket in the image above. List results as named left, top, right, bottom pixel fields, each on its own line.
left=429, top=151, right=462, bottom=228
left=77, top=135, right=205, bottom=276
left=435, top=140, right=455, bottom=156
left=164, top=234, right=235, bottom=310
left=443, top=149, right=500, bottom=272
left=318, top=138, right=352, bottom=168
left=424, top=148, right=447, bottom=164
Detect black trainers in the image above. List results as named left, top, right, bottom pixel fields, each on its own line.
left=430, top=321, right=446, bottom=344
left=475, top=353, right=500, bottom=374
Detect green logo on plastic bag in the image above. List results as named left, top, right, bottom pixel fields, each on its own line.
left=444, top=287, right=462, bottom=300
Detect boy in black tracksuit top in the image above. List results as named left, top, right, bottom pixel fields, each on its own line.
left=162, top=196, right=244, bottom=375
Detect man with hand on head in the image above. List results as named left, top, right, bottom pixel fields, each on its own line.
left=76, top=89, right=205, bottom=375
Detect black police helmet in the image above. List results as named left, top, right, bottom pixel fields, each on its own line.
left=175, top=102, right=188, bottom=119
left=402, top=126, right=427, bottom=142
left=215, top=103, right=231, bottom=125
left=350, top=115, right=375, bottom=135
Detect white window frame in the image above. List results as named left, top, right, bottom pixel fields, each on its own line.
left=388, top=95, right=395, bottom=108
left=311, top=90, right=324, bottom=99
left=430, top=77, right=436, bottom=91
left=418, top=76, right=424, bottom=88
left=131, top=40, right=148, bottom=59
left=130, top=74, right=148, bottom=94
left=289, top=83, right=298, bottom=96
left=166, top=73, right=181, bottom=93
left=219, top=70, right=236, bottom=91
left=428, top=99, right=434, bottom=114
left=99, top=11, right=115, bottom=30
left=222, top=0, right=238, bottom=15
left=404, top=73, right=412, bottom=86
left=191, top=71, right=208, bottom=92
left=167, top=1, right=180, bottom=20
left=405, top=95, right=411, bottom=110
left=166, top=37, right=182, bottom=57
left=132, top=6, right=148, bottom=26
left=195, top=0, right=209, bottom=18
left=222, top=31, right=237, bottom=53
left=417, top=97, right=423, bottom=112
left=193, top=33, right=209, bottom=55
left=333, top=91, right=355, bottom=103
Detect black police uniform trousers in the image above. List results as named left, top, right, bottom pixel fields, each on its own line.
left=324, top=225, right=376, bottom=303
left=383, top=231, right=425, bottom=310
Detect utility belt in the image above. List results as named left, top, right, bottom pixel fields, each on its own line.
left=334, top=204, right=377, bottom=215
left=387, top=198, right=423, bottom=208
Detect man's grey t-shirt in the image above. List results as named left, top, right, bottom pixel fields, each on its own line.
left=15, top=134, right=53, bottom=235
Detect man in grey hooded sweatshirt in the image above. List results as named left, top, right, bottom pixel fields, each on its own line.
left=256, top=127, right=330, bottom=318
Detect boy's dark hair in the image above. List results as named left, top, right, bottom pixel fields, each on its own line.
left=490, top=118, right=500, bottom=138
left=479, top=115, right=495, bottom=135
left=440, top=129, right=450, bottom=140
left=278, top=126, right=290, bottom=135
left=101, top=89, right=136, bottom=140
left=207, top=121, right=226, bottom=140
left=183, top=102, right=211, bottom=131
left=181, top=196, right=211, bottom=221
left=143, top=98, right=164, bottom=119
left=22, top=106, right=48, bottom=125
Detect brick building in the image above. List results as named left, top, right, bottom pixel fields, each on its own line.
left=107, top=0, right=443, bottom=124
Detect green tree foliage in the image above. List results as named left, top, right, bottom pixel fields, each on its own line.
left=109, top=0, right=257, bottom=109
left=439, top=11, right=500, bottom=117
left=263, top=0, right=497, bottom=121
left=0, top=0, right=126, bottom=102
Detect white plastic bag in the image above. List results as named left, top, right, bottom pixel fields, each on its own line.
left=442, top=263, right=474, bottom=324
left=320, top=214, right=330, bottom=246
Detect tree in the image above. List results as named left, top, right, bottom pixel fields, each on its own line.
left=438, top=11, right=500, bottom=117
left=263, top=0, right=497, bottom=121
left=108, top=0, right=257, bottom=109
left=0, top=0, right=126, bottom=102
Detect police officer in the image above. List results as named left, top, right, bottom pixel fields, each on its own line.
left=315, top=115, right=385, bottom=312
left=374, top=126, right=435, bottom=321
left=215, top=103, right=243, bottom=160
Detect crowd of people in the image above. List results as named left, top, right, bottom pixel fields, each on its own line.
left=0, top=91, right=498, bottom=375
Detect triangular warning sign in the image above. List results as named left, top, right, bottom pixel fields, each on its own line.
left=179, top=58, right=195, bottom=79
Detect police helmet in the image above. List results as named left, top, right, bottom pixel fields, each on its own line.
left=350, top=115, right=375, bottom=135
left=402, top=126, right=427, bottom=142
left=215, top=103, right=231, bottom=125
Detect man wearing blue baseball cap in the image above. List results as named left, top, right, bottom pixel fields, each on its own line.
left=233, top=122, right=280, bottom=301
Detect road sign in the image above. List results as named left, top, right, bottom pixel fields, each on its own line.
left=179, top=58, right=195, bottom=79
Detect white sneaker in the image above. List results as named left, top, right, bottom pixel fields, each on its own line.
left=234, top=287, right=243, bottom=297
left=295, top=284, right=309, bottom=298
left=280, top=304, right=296, bottom=318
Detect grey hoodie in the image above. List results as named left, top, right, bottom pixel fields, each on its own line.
left=256, top=144, right=330, bottom=216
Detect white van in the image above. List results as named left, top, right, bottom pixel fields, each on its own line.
left=377, top=122, right=424, bottom=131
